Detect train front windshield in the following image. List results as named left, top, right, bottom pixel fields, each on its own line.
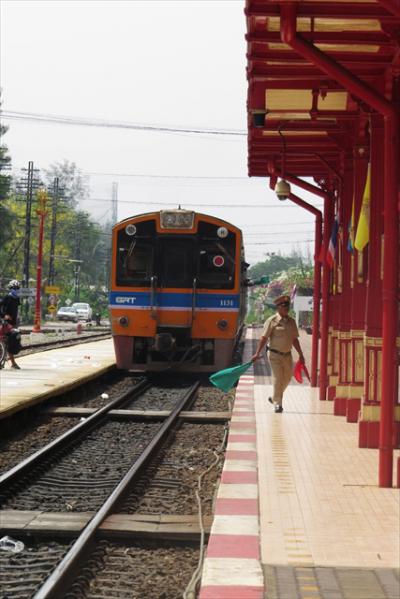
left=116, top=219, right=236, bottom=289
left=159, top=238, right=194, bottom=288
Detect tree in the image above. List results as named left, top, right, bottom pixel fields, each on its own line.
left=44, top=160, right=88, bottom=207
left=0, top=127, right=11, bottom=202
left=0, top=97, right=12, bottom=250
left=246, top=250, right=314, bottom=325
left=248, top=250, right=311, bottom=282
left=0, top=97, right=11, bottom=202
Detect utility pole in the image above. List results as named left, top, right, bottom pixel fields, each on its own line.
left=48, top=177, right=61, bottom=285
left=16, top=162, right=41, bottom=322
left=19, top=162, right=41, bottom=289
left=111, top=182, right=118, bottom=226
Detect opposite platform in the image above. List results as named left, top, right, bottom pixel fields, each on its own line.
left=0, top=338, right=115, bottom=420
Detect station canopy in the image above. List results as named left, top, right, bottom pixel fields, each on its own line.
left=245, top=0, right=400, bottom=179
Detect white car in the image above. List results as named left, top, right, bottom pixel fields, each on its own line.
left=57, top=306, right=79, bottom=323
left=72, top=303, right=93, bottom=322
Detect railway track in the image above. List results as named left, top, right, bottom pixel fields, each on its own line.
left=19, top=330, right=111, bottom=357
left=0, top=378, right=231, bottom=599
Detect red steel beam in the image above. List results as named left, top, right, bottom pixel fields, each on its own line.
left=280, top=6, right=394, bottom=118
left=249, top=79, right=345, bottom=90
left=280, top=2, right=399, bottom=487
left=246, top=31, right=393, bottom=46
left=378, top=0, right=400, bottom=17
left=245, top=1, right=398, bottom=19
left=251, top=66, right=383, bottom=78
left=247, top=51, right=393, bottom=66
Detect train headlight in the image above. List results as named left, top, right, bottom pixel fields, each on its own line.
left=125, top=224, right=137, bottom=236
left=217, top=319, right=228, bottom=330
left=119, top=316, right=129, bottom=327
left=160, top=210, right=195, bottom=229
left=217, top=226, right=228, bottom=238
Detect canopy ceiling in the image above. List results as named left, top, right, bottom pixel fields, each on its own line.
left=246, top=0, right=400, bottom=179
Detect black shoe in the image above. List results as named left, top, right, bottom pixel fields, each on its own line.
left=274, top=405, right=283, bottom=413
left=268, top=397, right=273, bottom=405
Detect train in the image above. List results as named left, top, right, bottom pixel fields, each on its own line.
left=109, top=209, right=248, bottom=372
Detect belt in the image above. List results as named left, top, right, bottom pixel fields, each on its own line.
left=267, top=346, right=291, bottom=357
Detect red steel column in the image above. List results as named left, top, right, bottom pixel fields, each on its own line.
left=320, top=195, right=334, bottom=401
left=280, top=0, right=399, bottom=488
left=334, top=159, right=353, bottom=416
left=359, top=116, right=384, bottom=447
left=379, top=111, right=399, bottom=486
left=347, top=148, right=369, bottom=423
left=288, top=192, right=322, bottom=387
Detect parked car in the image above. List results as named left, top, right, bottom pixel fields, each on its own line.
left=57, top=306, right=79, bottom=323
left=72, top=302, right=93, bottom=322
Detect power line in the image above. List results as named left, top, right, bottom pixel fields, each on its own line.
left=244, top=230, right=314, bottom=237
left=85, top=171, right=250, bottom=180
left=1, top=110, right=247, bottom=137
left=246, top=240, right=313, bottom=246
left=97, top=231, right=313, bottom=244
left=242, top=221, right=314, bottom=227
left=77, top=198, right=322, bottom=209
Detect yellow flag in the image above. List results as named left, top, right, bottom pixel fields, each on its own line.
left=354, top=163, right=371, bottom=251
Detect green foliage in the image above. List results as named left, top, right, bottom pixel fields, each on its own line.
left=0, top=93, right=12, bottom=205
left=0, top=126, right=11, bottom=203
left=44, top=160, right=88, bottom=207
left=248, top=249, right=311, bottom=282
left=245, top=250, right=314, bottom=325
left=0, top=161, right=112, bottom=323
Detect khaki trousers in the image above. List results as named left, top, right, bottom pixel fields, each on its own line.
left=268, top=353, right=293, bottom=406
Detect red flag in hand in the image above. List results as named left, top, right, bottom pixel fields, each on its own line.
left=293, top=360, right=310, bottom=383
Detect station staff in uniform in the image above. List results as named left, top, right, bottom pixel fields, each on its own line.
left=251, top=294, right=305, bottom=412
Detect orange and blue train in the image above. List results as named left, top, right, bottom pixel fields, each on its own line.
left=109, top=209, right=248, bottom=372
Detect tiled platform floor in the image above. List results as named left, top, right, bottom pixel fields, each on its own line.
left=0, top=338, right=115, bottom=419
left=249, top=329, right=400, bottom=599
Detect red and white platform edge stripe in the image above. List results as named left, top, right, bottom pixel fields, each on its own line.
left=199, top=367, right=264, bottom=599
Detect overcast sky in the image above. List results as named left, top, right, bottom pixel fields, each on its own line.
left=1, top=0, right=322, bottom=265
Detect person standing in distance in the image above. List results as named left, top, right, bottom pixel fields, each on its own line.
left=251, top=294, right=305, bottom=412
left=0, top=280, right=21, bottom=369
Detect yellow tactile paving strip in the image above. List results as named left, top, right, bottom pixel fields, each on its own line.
left=255, top=382, right=399, bottom=572
left=0, top=338, right=115, bottom=419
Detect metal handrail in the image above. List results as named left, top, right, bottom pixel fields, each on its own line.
left=191, top=277, right=197, bottom=323
left=150, top=275, right=157, bottom=319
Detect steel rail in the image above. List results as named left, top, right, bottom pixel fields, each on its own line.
left=20, top=332, right=111, bottom=354
left=0, top=378, right=150, bottom=492
left=32, top=380, right=200, bottom=599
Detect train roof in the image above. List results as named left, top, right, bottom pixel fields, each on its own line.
left=114, top=210, right=243, bottom=235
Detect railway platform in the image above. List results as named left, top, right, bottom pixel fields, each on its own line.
left=200, top=330, right=399, bottom=599
left=0, top=338, right=115, bottom=420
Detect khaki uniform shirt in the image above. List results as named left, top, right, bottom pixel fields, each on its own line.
left=262, top=314, right=299, bottom=353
